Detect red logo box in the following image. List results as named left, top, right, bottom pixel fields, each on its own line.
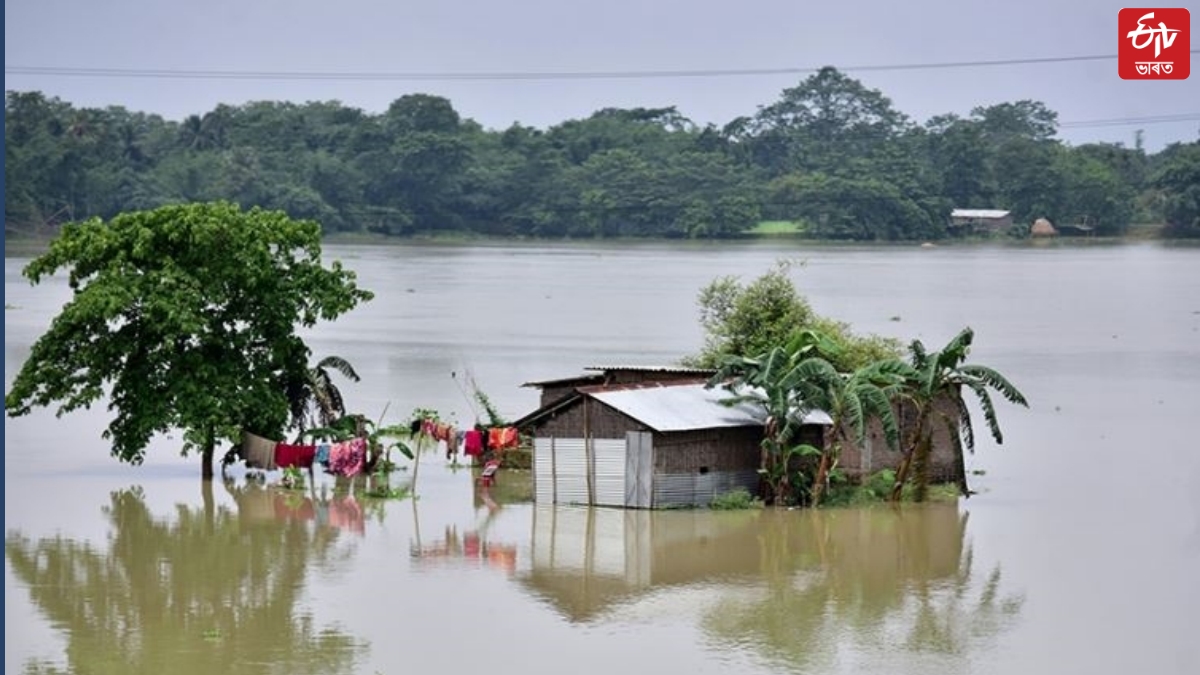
left=1119, top=8, right=1190, bottom=79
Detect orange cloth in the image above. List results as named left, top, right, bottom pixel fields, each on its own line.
left=488, top=427, right=519, bottom=450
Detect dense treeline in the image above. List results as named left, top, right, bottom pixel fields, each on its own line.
left=6, top=67, right=1200, bottom=240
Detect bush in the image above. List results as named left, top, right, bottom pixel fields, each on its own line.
left=710, top=487, right=764, bottom=510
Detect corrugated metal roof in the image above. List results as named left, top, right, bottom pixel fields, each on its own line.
left=583, top=365, right=716, bottom=375
left=589, top=383, right=831, bottom=433
left=951, top=209, right=1011, bottom=219
left=520, top=373, right=604, bottom=388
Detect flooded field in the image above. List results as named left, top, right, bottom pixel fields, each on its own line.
left=6, top=240, right=1200, bottom=674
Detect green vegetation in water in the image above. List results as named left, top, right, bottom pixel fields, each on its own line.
left=821, top=470, right=960, bottom=508
left=691, top=262, right=1028, bottom=507
left=710, top=488, right=765, bottom=510
left=279, top=467, right=306, bottom=490
left=2, top=202, right=374, bottom=481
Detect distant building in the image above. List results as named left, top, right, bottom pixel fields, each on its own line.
left=950, top=209, right=1014, bottom=232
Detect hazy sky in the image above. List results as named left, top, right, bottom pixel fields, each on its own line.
left=5, top=0, right=1198, bottom=149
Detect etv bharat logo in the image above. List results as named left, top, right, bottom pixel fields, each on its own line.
left=1119, top=8, right=1190, bottom=79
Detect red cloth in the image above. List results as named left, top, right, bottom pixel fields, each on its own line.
left=275, top=443, right=317, bottom=469
left=464, top=429, right=483, bottom=456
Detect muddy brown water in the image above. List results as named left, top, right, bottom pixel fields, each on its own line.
left=6, top=240, right=1199, bottom=674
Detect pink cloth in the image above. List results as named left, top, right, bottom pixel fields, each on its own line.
left=328, top=438, right=367, bottom=477
left=464, top=429, right=483, bottom=456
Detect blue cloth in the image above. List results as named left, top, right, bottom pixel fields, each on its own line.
left=315, top=444, right=331, bottom=467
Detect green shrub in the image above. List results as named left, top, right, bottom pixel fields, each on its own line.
left=710, top=487, right=764, bottom=510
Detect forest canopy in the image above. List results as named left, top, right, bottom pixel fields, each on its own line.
left=6, top=67, right=1199, bottom=241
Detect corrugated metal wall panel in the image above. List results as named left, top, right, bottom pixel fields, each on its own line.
left=624, top=432, right=654, bottom=509
left=534, top=438, right=554, bottom=504
left=593, top=439, right=626, bottom=507
left=554, top=438, right=590, bottom=505
left=653, top=469, right=760, bottom=507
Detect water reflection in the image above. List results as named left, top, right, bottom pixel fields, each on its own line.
left=522, top=504, right=1022, bottom=668
left=410, top=485, right=520, bottom=575
left=5, top=483, right=366, bottom=675
left=225, top=479, right=371, bottom=536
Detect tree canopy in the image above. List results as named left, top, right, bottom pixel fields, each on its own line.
left=7, top=78, right=1197, bottom=242
left=3, top=201, right=374, bottom=478
left=688, top=260, right=902, bottom=371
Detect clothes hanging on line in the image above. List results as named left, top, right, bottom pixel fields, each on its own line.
left=463, top=429, right=483, bottom=457
left=488, top=427, right=519, bottom=450
left=315, top=444, right=331, bottom=467
left=275, top=443, right=317, bottom=469
left=328, top=437, right=367, bottom=477
left=242, top=431, right=278, bottom=471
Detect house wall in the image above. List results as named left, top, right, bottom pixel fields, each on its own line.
left=537, top=378, right=601, bottom=408
left=529, top=398, right=651, bottom=439
left=833, top=394, right=961, bottom=483
left=652, top=427, right=761, bottom=508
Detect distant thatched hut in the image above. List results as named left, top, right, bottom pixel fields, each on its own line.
left=1030, top=218, right=1057, bottom=237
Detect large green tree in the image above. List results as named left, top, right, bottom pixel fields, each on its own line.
left=4, top=201, right=374, bottom=479
left=688, top=261, right=902, bottom=371
left=1153, top=141, right=1200, bottom=237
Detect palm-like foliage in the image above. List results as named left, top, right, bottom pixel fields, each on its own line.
left=286, top=355, right=361, bottom=437
left=710, top=333, right=839, bottom=505
left=891, top=327, right=1028, bottom=502
left=710, top=329, right=907, bottom=506
left=808, top=359, right=915, bottom=506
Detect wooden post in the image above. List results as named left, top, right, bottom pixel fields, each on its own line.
left=551, top=437, right=558, bottom=504
left=583, top=398, right=595, bottom=505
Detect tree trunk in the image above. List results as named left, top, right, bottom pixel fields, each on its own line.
left=201, top=426, right=215, bottom=481
left=201, top=478, right=215, bottom=534
left=891, top=405, right=930, bottom=502
left=955, top=438, right=971, bottom=498
left=810, top=451, right=831, bottom=508
left=912, top=435, right=933, bottom=503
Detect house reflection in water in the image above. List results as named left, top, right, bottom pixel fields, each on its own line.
left=520, top=503, right=1023, bottom=666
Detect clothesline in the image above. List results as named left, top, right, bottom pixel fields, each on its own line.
left=242, top=431, right=368, bottom=477
left=409, top=417, right=521, bottom=461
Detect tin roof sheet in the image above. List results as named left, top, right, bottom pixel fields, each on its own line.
left=583, top=365, right=717, bottom=375
left=951, top=209, right=1011, bottom=219
left=589, top=382, right=831, bottom=432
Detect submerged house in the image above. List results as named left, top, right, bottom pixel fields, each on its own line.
left=517, top=366, right=963, bottom=509
left=515, top=367, right=831, bottom=509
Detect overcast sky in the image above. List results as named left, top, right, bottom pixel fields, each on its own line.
left=5, top=0, right=1198, bottom=150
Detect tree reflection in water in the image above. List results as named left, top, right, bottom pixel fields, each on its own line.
left=701, top=506, right=1024, bottom=671
left=5, top=482, right=366, bottom=675
left=523, top=502, right=1022, bottom=670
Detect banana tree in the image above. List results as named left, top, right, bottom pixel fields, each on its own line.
left=709, top=331, right=840, bottom=506
left=286, top=355, right=361, bottom=438
left=808, top=359, right=913, bottom=507
left=890, top=327, right=1028, bottom=502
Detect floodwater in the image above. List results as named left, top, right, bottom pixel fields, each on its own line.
left=5, top=239, right=1200, bottom=674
